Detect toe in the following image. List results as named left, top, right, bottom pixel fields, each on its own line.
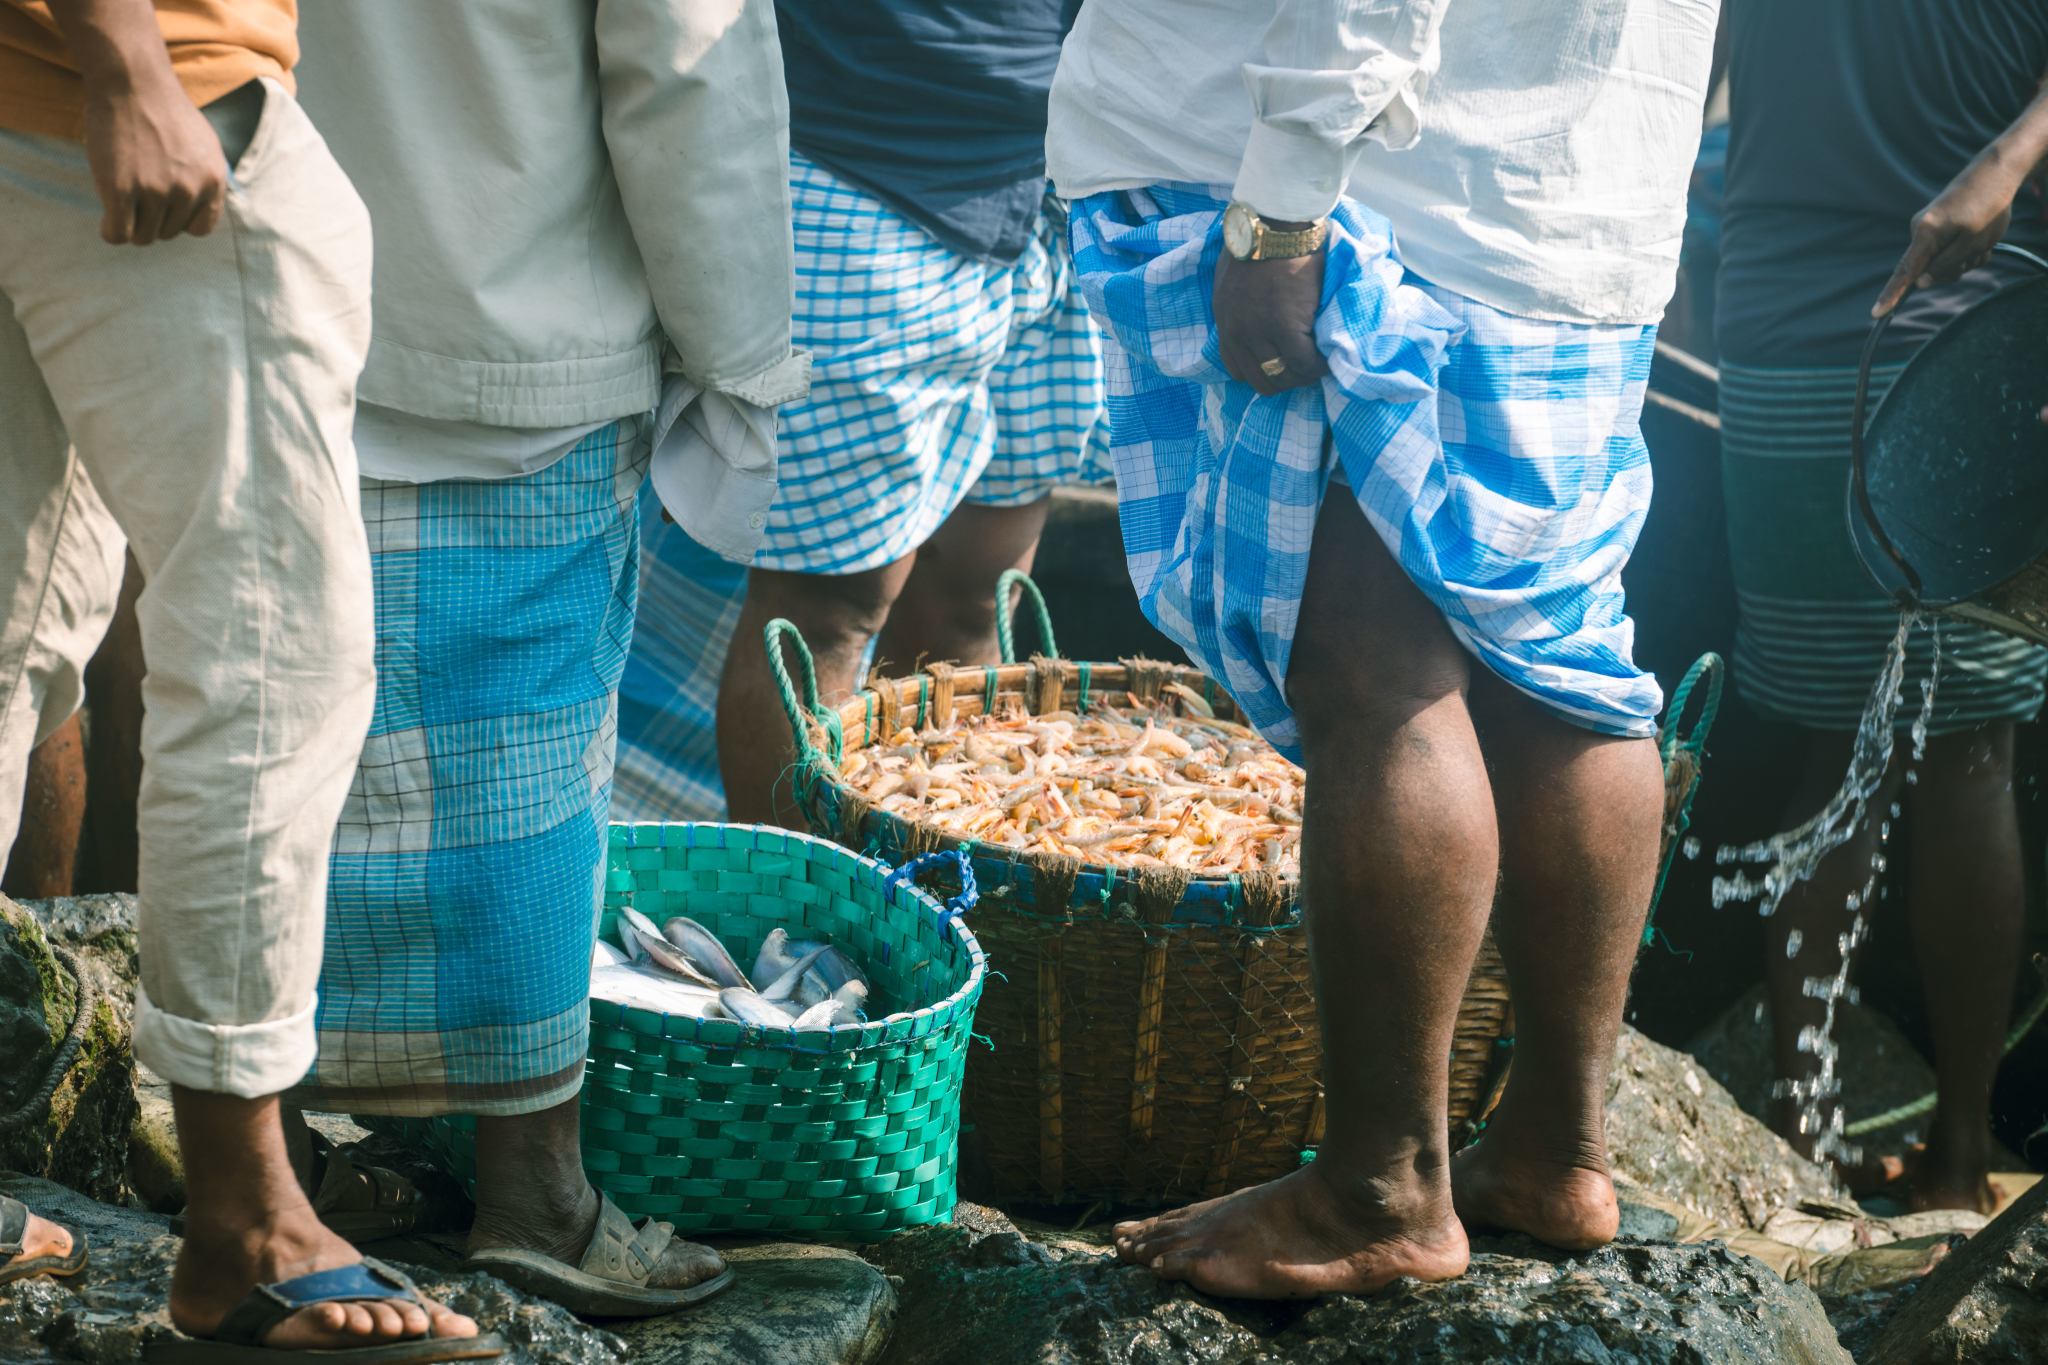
left=430, top=1306, right=479, bottom=1339
left=653, top=1239, right=726, bottom=1289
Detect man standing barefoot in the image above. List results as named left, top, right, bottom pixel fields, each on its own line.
left=0, top=0, right=484, bottom=1350
left=1050, top=0, right=1718, bottom=1297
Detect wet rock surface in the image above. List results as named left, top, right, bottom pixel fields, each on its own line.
left=1607, top=1023, right=1844, bottom=1231
left=1687, top=985, right=2025, bottom=1167
left=864, top=1203, right=1851, bottom=1364
left=0, top=1174, right=892, bottom=1365
left=1865, top=1170, right=2048, bottom=1364
left=0, top=899, right=135, bottom=1208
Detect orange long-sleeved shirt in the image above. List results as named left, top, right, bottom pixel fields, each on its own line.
left=0, top=1, right=295, bottom=140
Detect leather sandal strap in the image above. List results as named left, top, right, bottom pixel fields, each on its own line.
left=213, top=1258, right=427, bottom=1347
left=0, top=1195, right=27, bottom=1256
left=578, top=1194, right=673, bottom=1288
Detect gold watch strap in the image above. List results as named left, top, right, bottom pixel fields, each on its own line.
left=1254, top=219, right=1327, bottom=260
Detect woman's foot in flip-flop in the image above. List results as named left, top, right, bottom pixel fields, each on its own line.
left=1, top=1197, right=88, bottom=1285
left=171, top=1204, right=478, bottom=1349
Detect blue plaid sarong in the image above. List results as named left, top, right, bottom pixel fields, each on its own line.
left=761, top=150, right=1107, bottom=574
left=297, top=422, right=648, bottom=1117
left=1070, top=185, right=1665, bottom=759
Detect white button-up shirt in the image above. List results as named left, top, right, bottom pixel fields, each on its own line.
left=1047, top=0, right=1720, bottom=326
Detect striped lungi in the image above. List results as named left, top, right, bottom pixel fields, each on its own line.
left=1720, top=362, right=2048, bottom=731
left=760, top=149, right=1108, bottom=574
left=1069, top=184, right=1665, bottom=760
left=297, top=422, right=648, bottom=1117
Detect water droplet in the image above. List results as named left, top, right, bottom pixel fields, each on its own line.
left=1785, top=929, right=1803, bottom=958
left=1682, top=835, right=1701, bottom=860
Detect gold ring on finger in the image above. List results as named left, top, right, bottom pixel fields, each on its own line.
left=1260, top=356, right=1287, bottom=377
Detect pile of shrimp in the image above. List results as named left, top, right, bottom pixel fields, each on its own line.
left=837, top=685, right=1303, bottom=875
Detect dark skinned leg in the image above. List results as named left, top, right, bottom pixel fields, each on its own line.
left=716, top=558, right=916, bottom=827
left=1451, top=667, right=1664, bottom=1249
left=78, top=549, right=144, bottom=894
left=2, top=712, right=85, bottom=897
left=464, top=1096, right=725, bottom=1287
left=1902, top=726, right=2021, bottom=1213
left=170, top=1090, right=475, bottom=1345
left=1112, top=492, right=1481, bottom=1298
left=874, top=496, right=1051, bottom=669
left=1764, top=731, right=1904, bottom=1167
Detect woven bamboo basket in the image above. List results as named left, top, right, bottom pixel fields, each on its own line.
left=375, top=823, right=987, bottom=1238
left=762, top=579, right=1723, bottom=1205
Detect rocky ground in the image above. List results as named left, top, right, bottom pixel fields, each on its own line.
left=3, top=891, right=2042, bottom=1364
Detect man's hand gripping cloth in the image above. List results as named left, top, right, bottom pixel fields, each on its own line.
left=1069, top=186, right=1665, bottom=760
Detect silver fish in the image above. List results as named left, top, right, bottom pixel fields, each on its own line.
left=786, top=941, right=869, bottom=995
left=592, top=938, right=631, bottom=969
left=620, top=907, right=718, bottom=986
left=752, top=928, right=796, bottom=987
left=790, top=999, right=847, bottom=1029
left=591, top=964, right=727, bottom=1018
left=834, top=980, right=869, bottom=1014
left=660, top=916, right=749, bottom=989
left=760, top=945, right=830, bottom=1003
left=719, top=988, right=800, bottom=1027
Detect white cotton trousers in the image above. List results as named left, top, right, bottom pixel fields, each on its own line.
left=0, top=80, right=376, bottom=1097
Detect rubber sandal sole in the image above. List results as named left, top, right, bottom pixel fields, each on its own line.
left=145, top=1330, right=508, bottom=1365
left=459, top=1251, right=735, bottom=1317
left=0, top=1236, right=89, bottom=1286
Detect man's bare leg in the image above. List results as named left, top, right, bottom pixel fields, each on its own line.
left=1113, top=493, right=1484, bottom=1298
left=1903, top=726, right=2021, bottom=1212
left=876, top=496, right=1051, bottom=667
left=717, top=497, right=1054, bottom=827
left=170, top=1090, right=476, bottom=1345
left=2, top=714, right=86, bottom=896
left=1450, top=668, right=1664, bottom=1248
left=464, top=1096, right=725, bottom=1286
left=716, top=558, right=914, bottom=826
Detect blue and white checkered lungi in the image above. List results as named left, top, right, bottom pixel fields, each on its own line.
left=761, top=150, right=1107, bottom=574
left=1070, top=185, right=1665, bottom=760
left=297, top=422, right=648, bottom=1116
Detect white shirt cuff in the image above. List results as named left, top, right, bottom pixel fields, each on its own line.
left=649, top=377, right=780, bottom=564
left=1231, top=119, right=1350, bottom=224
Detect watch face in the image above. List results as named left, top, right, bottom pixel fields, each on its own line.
left=1223, top=202, right=1257, bottom=260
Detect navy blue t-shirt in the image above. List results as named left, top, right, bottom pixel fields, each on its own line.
left=1717, top=0, right=2048, bottom=367
left=776, top=0, right=1080, bottom=264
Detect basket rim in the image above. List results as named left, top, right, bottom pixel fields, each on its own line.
left=598, top=820, right=987, bottom=1055
left=807, top=656, right=1302, bottom=919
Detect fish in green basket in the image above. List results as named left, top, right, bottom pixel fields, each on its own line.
left=786, top=940, right=870, bottom=1003
left=759, top=945, right=831, bottom=1003
left=593, top=938, right=630, bottom=969
left=620, top=906, right=719, bottom=987
left=659, top=916, right=750, bottom=989
left=718, top=987, right=800, bottom=1027
left=592, top=963, right=728, bottom=1018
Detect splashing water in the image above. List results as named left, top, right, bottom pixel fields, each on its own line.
left=1711, top=610, right=1939, bottom=1166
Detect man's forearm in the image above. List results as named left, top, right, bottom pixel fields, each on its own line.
left=45, top=0, right=182, bottom=100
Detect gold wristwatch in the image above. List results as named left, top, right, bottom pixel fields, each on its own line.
left=1222, top=201, right=1327, bottom=261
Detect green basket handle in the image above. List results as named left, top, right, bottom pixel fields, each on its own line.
left=1644, top=651, right=1724, bottom=949
left=763, top=617, right=843, bottom=772
left=995, top=569, right=1058, bottom=663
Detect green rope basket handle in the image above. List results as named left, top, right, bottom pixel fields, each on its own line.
left=1644, top=652, right=1724, bottom=947
left=995, top=569, right=1059, bottom=664
left=763, top=618, right=843, bottom=822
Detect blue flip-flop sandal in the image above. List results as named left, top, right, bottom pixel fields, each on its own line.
left=0, top=1194, right=88, bottom=1285
left=145, top=1259, right=506, bottom=1365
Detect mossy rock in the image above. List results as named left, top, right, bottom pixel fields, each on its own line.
left=0, top=894, right=136, bottom=1204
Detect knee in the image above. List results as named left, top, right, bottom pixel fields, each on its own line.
left=1287, top=635, right=1469, bottom=741
left=746, top=567, right=900, bottom=653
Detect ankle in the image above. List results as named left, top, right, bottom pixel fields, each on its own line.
left=1307, top=1147, right=1455, bottom=1226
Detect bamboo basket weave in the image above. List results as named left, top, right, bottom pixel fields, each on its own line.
left=763, top=582, right=1722, bottom=1205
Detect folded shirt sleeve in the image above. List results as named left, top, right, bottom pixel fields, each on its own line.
left=1231, top=0, right=1452, bottom=223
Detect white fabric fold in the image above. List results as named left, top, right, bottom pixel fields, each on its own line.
left=649, top=373, right=783, bottom=564
left=134, top=981, right=321, bottom=1099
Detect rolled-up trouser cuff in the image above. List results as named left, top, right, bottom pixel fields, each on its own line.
left=134, top=981, right=319, bottom=1097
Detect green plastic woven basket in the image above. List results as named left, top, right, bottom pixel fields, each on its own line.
left=389, top=822, right=986, bottom=1239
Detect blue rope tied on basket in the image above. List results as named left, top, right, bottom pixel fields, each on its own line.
left=1644, top=652, right=1724, bottom=948
left=884, top=849, right=979, bottom=940
left=996, top=569, right=1058, bottom=663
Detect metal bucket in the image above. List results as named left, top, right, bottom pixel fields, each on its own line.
left=1849, top=242, right=2048, bottom=640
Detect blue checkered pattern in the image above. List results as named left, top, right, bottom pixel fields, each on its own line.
left=1071, top=185, right=1665, bottom=759
left=297, top=422, right=648, bottom=1117
left=610, top=486, right=743, bottom=824
left=760, top=151, right=1108, bottom=574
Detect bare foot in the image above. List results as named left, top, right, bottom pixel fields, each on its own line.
left=1451, top=1135, right=1619, bottom=1251
left=1112, top=1160, right=1468, bottom=1299
left=172, top=1206, right=477, bottom=1348
left=7, top=1212, right=76, bottom=1270
left=468, top=1182, right=725, bottom=1289
left=1904, top=1142, right=1997, bottom=1215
